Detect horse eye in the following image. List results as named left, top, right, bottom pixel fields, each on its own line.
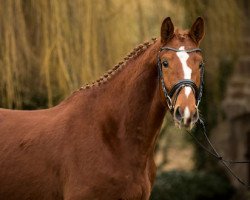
left=162, top=60, right=169, bottom=68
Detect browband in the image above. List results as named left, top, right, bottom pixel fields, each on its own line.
left=160, top=47, right=202, bottom=53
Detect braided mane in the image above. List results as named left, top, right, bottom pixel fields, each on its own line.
left=77, top=38, right=157, bottom=91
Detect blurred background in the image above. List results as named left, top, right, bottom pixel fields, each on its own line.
left=0, top=0, right=249, bottom=199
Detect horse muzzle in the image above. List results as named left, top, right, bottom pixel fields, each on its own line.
left=173, top=105, right=199, bottom=129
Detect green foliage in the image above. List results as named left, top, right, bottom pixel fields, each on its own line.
left=0, top=0, right=177, bottom=109
left=0, top=1, right=243, bottom=110
left=150, top=170, right=234, bottom=200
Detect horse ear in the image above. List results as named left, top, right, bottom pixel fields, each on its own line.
left=161, top=17, right=174, bottom=43
left=190, top=17, right=205, bottom=44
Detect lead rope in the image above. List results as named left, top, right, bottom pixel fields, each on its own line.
left=187, top=119, right=250, bottom=187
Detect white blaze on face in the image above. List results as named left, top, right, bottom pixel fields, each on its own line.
left=176, top=46, right=192, bottom=98
left=184, top=106, right=191, bottom=124
left=184, top=107, right=190, bottom=118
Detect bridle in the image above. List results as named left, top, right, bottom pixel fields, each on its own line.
left=157, top=46, right=250, bottom=188
left=157, top=46, right=204, bottom=113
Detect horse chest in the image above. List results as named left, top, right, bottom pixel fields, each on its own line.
left=92, top=173, right=152, bottom=200
left=98, top=154, right=154, bottom=199
left=65, top=173, right=151, bottom=200
left=99, top=164, right=153, bottom=199
left=66, top=161, right=153, bottom=200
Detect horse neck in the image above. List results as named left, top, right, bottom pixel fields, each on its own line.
left=100, top=41, right=166, bottom=155
left=66, top=40, right=166, bottom=159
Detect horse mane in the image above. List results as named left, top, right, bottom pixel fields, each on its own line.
left=74, top=38, right=158, bottom=92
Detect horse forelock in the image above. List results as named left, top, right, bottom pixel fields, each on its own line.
left=173, top=29, right=197, bottom=45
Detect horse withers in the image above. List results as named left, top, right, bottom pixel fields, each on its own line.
left=0, top=17, right=205, bottom=200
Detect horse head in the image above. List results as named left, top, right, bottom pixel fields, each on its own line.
left=158, top=17, right=205, bottom=129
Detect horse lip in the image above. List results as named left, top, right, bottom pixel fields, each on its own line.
left=174, top=119, right=196, bottom=130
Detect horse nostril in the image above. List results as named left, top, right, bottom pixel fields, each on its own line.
left=174, top=106, right=183, bottom=122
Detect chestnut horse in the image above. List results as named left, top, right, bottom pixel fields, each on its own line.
left=0, top=17, right=205, bottom=200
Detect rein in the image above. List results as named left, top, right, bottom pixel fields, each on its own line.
left=188, top=119, right=250, bottom=187
left=157, top=47, right=204, bottom=113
